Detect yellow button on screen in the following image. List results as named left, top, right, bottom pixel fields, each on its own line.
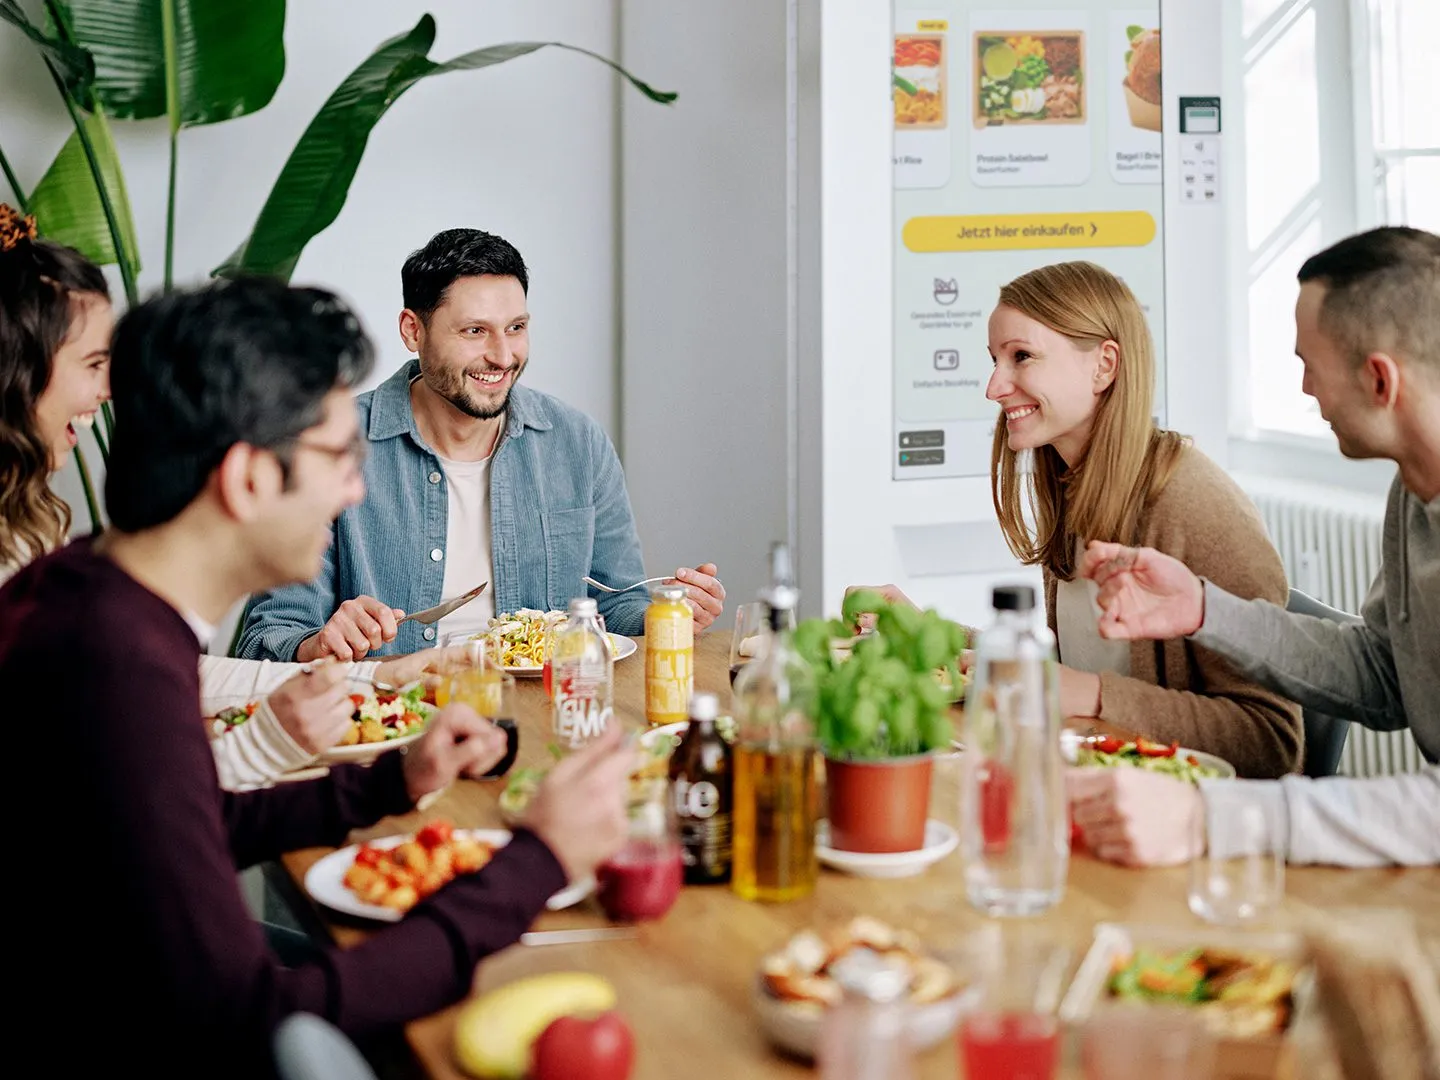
left=916, top=19, right=949, bottom=31
left=903, top=212, right=1157, bottom=253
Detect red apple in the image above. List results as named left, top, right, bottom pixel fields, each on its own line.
left=531, top=1010, right=635, bottom=1080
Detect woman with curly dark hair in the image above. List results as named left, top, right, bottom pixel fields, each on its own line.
left=0, top=203, right=112, bottom=582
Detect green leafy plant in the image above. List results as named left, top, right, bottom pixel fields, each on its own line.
left=790, top=589, right=967, bottom=762
left=0, top=1, right=674, bottom=531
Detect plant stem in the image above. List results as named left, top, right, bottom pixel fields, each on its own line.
left=71, top=444, right=103, bottom=536
left=101, top=399, right=115, bottom=441
left=161, top=0, right=180, bottom=292
left=90, top=415, right=109, bottom=465
left=0, top=143, right=29, bottom=212
left=41, top=0, right=139, bottom=307
left=45, top=64, right=139, bottom=307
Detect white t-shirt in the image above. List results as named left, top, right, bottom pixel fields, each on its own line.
left=435, top=453, right=496, bottom=642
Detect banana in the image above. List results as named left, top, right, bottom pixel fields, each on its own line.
left=454, top=972, right=618, bottom=1078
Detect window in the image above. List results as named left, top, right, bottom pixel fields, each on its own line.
left=1233, top=0, right=1439, bottom=443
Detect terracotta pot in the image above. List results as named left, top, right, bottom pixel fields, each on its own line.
left=825, top=754, right=933, bottom=853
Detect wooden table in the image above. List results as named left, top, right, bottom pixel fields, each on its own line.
left=280, top=635, right=1439, bottom=1079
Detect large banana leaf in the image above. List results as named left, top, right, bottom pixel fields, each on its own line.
left=215, top=15, right=677, bottom=281
left=51, top=0, right=285, bottom=124
left=0, top=0, right=93, bottom=97
left=28, top=110, right=141, bottom=277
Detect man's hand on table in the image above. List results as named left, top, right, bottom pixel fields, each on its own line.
left=1080, top=541, right=1206, bottom=640
left=267, top=662, right=355, bottom=755
left=670, top=563, right=725, bottom=632
left=402, top=704, right=510, bottom=804
left=518, top=725, right=631, bottom=883
left=297, top=595, right=406, bottom=662
left=1068, top=767, right=1205, bottom=867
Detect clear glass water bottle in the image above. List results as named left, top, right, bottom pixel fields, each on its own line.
left=550, top=597, right=616, bottom=749
left=960, top=585, right=1067, bottom=916
left=816, top=947, right=916, bottom=1080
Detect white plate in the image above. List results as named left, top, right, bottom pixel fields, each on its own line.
left=1060, top=734, right=1237, bottom=779
left=816, top=819, right=958, bottom=879
left=318, top=729, right=425, bottom=765
left=753, top=976, right=977, bottom=1059
left=503, top=634, right=637, bottom=677
left=304, top=829, right=595, bottom=922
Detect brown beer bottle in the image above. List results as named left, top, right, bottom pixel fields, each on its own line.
left=670, top=692, right=733, bottom=885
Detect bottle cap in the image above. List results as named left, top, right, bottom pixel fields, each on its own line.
left=759, top=583, right=799, bottom=612
left=651, top=583, right=688, bottom=604
left=829, top=947, right=910, bottom=1003
left=689, top=692, right=719, bottom=722
left=568, top=597, right=599, bottom=617
left=992, top=585, right=1036, bottom=612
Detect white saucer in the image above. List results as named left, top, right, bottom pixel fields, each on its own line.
left=816, top=820, right=958, bottom=879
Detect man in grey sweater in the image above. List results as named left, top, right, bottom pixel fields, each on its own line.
left=1068, top=226, right=1439, bottom=868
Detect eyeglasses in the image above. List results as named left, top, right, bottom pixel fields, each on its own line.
left=286, top=432, right=369, bottom=476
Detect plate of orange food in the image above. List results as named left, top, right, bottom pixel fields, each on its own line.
left=304, top=820, right=594, bottom=922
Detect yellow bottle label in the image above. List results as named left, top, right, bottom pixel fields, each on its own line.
left=646, top=601, right=694, bottom=724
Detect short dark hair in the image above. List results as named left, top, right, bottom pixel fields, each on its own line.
left=401, top=229, right=528, bottom=322
left=105, top=278, right=373, bottom=532
left=1297, top=226, right=1440, bottom=372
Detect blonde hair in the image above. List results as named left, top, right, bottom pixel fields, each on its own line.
left=991, top=261, right=1186, bottom=580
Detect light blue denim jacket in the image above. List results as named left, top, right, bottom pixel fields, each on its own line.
left=235, top=361, right=648, bottom=659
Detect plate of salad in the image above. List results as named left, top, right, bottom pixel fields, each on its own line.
left=209, top=681, right=436, bottom=767
left=1064, top=733, right=1235, bottom=782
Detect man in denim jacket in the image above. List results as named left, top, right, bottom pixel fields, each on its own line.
left=237, top=229, right=725, bottom=662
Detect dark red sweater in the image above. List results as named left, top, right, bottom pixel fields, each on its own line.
left=3, top=542, right=565, bottom=1076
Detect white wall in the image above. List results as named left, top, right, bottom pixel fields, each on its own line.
left=619, top=0, right=791, bottom=614
left=3, top=0, right=623, bottom=426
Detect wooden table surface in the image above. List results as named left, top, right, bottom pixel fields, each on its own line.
left=279, top=633, right=1440, bottom=1079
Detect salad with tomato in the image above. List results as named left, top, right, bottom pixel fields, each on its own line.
left=209, top=683, right=434, bottom=746
left=1075, top=736, right=1226, bottom=784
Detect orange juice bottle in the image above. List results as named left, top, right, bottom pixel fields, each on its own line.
left=645, top=584, right=693, bottom=726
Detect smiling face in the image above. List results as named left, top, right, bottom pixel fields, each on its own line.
left=986, top=303, right=1114, bottom=466
left=33, top=293, right=113, bottom=469
left=403, top=274, right=529, bottom=421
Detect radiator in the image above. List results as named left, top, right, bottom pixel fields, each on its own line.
left=1246, top=486, right=1425, bottom=778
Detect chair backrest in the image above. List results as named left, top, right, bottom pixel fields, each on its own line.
left=1285, top=588, right=1360, bottom=779
left=274, top=1014, right=378, bottom=1080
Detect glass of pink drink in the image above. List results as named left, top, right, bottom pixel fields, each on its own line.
left=596, top=780, right=683, bottom=922
left=957, top=931, right=1069, bottom=1080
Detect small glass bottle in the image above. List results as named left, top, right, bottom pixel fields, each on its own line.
left=816, top=947, right=916, bottom=1080
left=670, top=692, right=733, bottom=885
left=960, top=585, right=1067, bottom=916
left=645, top=583, right=694, bottom=726
left=550, top=597, right=615, bottom=749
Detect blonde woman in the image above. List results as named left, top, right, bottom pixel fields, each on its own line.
left=0, top=207, right=442, bottom=788
left=858, top=261, right=1301, bottom=778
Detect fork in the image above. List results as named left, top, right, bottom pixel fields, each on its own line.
left=582, top=574, right=672, bottom=594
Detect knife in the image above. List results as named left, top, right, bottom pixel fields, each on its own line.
left=520, top=927, right=638, bottom=947
left=397, top=582, right=489, bottom=627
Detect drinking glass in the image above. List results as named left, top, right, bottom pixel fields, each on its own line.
left=596, top=781, right=684, bottom=922
left=1081, top=1005, right=1214, bottom=1080
left=1187, top=796, right=1284, bottom=925
left=430, top=638, right=518, bottom=778
left=728, top=601, right=767, bottom=687
left=957, top=931, right=1068, bottom=1080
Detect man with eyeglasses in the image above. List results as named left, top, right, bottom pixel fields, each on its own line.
left=236, top=228, right=727, bottom=663
left=0, top=279, right=634, bottom=1074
